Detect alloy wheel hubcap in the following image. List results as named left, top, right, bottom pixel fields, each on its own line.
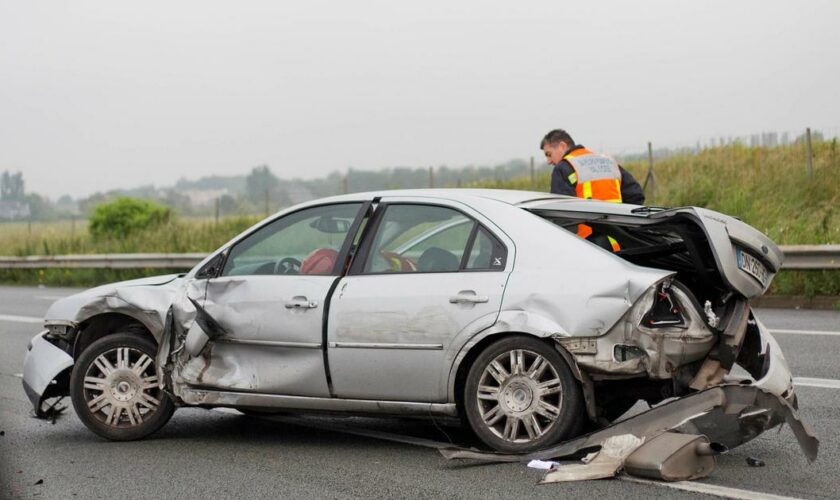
left=82, top=347, right=162, bottom=427
left=476, top=349, right=563, bottom=443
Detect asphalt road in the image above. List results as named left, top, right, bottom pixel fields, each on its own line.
left=1, top=285, right=838, bottom=499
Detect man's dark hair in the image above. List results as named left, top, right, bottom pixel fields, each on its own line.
left=540, top=129, right=575, bottom=149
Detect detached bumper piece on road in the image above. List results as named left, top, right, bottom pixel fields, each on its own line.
left=441, top=383, right=819, bottom=483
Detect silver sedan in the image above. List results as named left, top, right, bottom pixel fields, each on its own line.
left=22, top=189, right=799, bottom=453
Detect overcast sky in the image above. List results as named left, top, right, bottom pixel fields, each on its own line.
left=2, top=0, right=838, bottom=199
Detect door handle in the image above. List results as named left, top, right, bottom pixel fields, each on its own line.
left=449, top=291, right=489, bottom=304
left=285, top=296, right=319, bottom=309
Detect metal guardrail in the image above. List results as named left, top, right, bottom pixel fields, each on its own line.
left=0, top=253, right=207, bottom=269
left=778, top=245, right=840, bottom=270
left=0, top=246, right=838, bottom=270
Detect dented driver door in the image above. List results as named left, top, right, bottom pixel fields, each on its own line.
left=176, top=203, right=364, bottom=396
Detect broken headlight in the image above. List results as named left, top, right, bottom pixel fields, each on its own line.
left=44, top=322, right=75, bottom=341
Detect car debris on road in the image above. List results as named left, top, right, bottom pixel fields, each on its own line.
left=441, top=383, right=817, bottom=483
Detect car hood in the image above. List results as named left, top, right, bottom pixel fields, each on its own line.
left=44, top=273, right=185, bottom=339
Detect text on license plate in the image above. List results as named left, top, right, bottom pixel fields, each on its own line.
left=736, top=248, right=769, bottom=286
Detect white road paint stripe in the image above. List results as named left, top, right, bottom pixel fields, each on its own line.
left=0, top=314, right=42, bottom=324
left=794, top=377, right=840, bottom=389
left=35, top=295, right=68, bottom=301
left=771, top=329, right=840, bottom=337
left=620, top=476, right=803, bottom=500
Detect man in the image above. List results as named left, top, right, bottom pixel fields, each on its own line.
left=541, top=129, right=644, bottom=251
left=541, top=129, right=645, bottom=205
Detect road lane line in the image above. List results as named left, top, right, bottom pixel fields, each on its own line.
left=771, top=329, right=840, bottom=337
left=0, top=314, right=42, bottom=324
left=35, top=295, right=68, bottom=301
left=620, top=476, right=803, bottom=500
left=794, top=377, right=840, bottom=389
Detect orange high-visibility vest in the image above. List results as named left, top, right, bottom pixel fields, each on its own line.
left=564, top=148, right=623, bottom=203
left=564, top=148, right=622, bottom=249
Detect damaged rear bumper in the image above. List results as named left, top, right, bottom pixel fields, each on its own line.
left=22, top=331, right=74, bottom=415
left=441, top=384, right=817, bottom=464
left=741, top=315, right=794, bottom=399
left=441, top=312, right=817, bottom=464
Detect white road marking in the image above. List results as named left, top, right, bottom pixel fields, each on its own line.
left=35, top=295, right=68, bottom=301
left=771, top=329, right=840, bottom=337
left=620, top=476, right=803, bottom=500
left=794, top=377, right=840, bottom=389
left=0, top=314, right=42, bottom=324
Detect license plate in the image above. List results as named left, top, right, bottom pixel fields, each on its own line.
left=736, top=248, right=769, bottom=286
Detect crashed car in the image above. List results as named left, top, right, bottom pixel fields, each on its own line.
left=22, top=189, right=805, bottom=454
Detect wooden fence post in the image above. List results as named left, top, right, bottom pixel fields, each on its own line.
left=264, top=188, right=270, bottom=216
left=643, top=141, right=656, bottom=204
left=806, top=127, right=814, bottom=178
left=530, top=156, right=535, bottom=189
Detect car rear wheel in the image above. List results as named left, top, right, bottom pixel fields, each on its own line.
left=464, top=335, right=584, bottom=453
left=70, top=333, right=175, bottom=441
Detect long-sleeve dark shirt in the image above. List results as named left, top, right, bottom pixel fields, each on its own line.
left=550, top=145, right=645, bottom=205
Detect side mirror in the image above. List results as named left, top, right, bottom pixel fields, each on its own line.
left=196, top=251, right=226, bottom=279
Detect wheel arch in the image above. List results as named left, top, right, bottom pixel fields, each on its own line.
left=73, top=313, right=156, bottom=360
left=449, top=329, right=597, bottom=421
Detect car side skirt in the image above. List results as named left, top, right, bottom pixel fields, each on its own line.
left=178, top=387, right=458, bottom=417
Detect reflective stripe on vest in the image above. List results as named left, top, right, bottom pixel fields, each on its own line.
left=564, top=148, right=623, bottom=203
left=577, top=223, right=593, bottom=239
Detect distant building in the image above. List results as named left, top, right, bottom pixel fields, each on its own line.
left=0, top=201, right=31, bottom=220
left=182, top=188, right=229, bottom=206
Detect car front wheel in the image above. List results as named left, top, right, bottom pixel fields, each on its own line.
left=70, top=333, right=175, bottom=441
left=464, top=335, right=584, bottom=453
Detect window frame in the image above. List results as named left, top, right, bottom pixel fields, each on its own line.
left=463, top=224, right=508, bottom=272
left=211, top=201, right=369, bottom=279
left=348, top=202, right=508, bottom=276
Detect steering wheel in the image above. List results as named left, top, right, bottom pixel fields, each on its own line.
left=273, top=257, right=302, bottom=275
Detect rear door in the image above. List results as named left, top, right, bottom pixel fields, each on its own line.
left=327, top=199, right=512, bottom=402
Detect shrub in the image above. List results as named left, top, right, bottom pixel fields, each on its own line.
left=88, top=197, right=172, bottom=240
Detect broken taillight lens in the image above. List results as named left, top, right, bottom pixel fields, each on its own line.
left=641, top=281, right=685, bottom=328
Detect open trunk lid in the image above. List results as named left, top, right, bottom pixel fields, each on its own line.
left=522, top=198, right=783, bottom=300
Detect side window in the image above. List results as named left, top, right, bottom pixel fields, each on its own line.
left=222, top=203, right=361, bottom=277
left=363, top=205, right=474, bottom=274
left=466, top=226, right=507, bottom=271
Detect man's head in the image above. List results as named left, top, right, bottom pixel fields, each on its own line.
left=540, top=129, right=575, bottom=165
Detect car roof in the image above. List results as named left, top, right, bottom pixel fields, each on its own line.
left=306, top=188, right=571, bottom=206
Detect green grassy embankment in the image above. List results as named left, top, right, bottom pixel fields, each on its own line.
left=0, top=216, right=259, bottom=287
left=1, top=142, right=838, bottom=299
left=474, top=141, right=840, bottom=298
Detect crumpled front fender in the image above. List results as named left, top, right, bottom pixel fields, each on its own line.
left=22, top=331, right=74, bottom=415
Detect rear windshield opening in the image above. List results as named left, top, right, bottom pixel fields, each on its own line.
left=536, top=213, right=731, bottom=309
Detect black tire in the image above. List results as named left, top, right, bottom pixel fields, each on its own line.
left=70, top=332, right=175, bottom=441
left=464, top=335, right=584, bottom=453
